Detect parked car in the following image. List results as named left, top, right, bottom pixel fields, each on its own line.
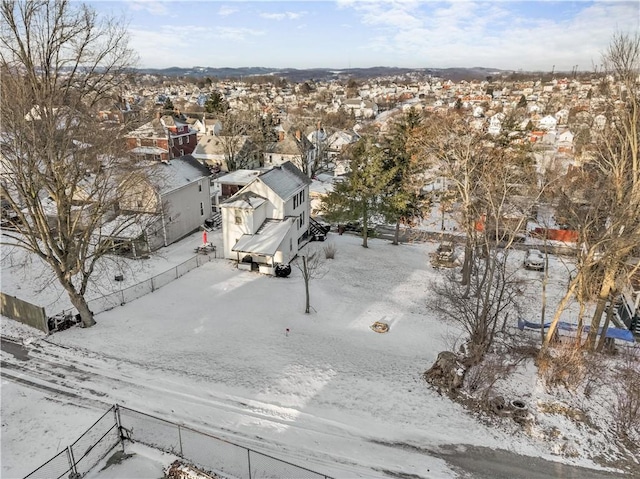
left=437, top=241, right=455, bottom=262
left=524, top=249, right=545, bottom=271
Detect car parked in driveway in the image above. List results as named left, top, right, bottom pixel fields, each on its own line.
left=524, top=249, right=545, bottom=271
left=437, top=241, right=455, bottom=262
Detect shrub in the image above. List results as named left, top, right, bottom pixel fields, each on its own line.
left=323, top=242, right=337, bottom=259
left=612, top=351, right=640, bottom=440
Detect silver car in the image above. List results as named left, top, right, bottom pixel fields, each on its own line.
left=524, top=249, right=545, bottom=271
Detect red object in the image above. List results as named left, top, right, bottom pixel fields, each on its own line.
left=202, top=230, right=208, bottom=244
left=531, top=228, right=578, bottom=242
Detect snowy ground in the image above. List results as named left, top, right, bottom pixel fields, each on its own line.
left=1, top=225, right=636, bottom=478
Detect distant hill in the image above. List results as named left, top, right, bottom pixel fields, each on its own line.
left=135, top=66, right=507, bottom=82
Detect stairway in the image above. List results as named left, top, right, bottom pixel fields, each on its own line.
left=309, top=217, right=330, bottom=241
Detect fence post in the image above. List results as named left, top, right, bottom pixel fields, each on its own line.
left=178, top=424, right=183, bottom=456
left=67, top=445, right=78, bottom=476
left=247, top=449, right=252, bottom=479
left=151, top=276, right=155, bottom=292
left=175, top=265, right=179, bottom=279
left=114, top=405, right=125, bottom=452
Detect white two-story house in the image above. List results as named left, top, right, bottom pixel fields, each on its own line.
left=220, top=161, right=311, bottom=274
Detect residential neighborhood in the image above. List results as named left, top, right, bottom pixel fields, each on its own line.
left=1, top=1, right=639, bottom=479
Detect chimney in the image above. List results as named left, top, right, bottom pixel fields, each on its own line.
left=295, top=129, right=301, bottom=140
left=278, top=130, right=285, bottom=142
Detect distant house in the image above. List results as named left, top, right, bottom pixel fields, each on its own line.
left=192, top=135, right=260, bottom=173
left=341, top=99, right=378, bottom=119
left=264, top=127, right=315, bottom=175
left=326, top=130, right=360, bottom=160
left=191, top=118, right=222, bottom=136
left=97, top=98, right=140, bottom=125
left=487, top=115, right=502, bottom=136
left=538, top=115, right=558, bottom=131
left=116, top=155, right=212, bottom=250
left=557, top=130, right=575, bottom=154
left=220, top=161, right=311, bottom=274
left=162, top=114, right=198, bottom=158
left=126, top=113, right=198, bottom=161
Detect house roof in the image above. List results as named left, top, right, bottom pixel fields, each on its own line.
left=194, top=135, right=251, bottom=157
left=131, top=146, right=168, bottom=155
left=215, top=169, right=261, bottom=186
left=221, top=192, right=266, bottom=209
left=151, top=155, right=210, bottom=195
left=127, top=118, right=166, bottom=139
left=258, top=161, right=311, bottom=201
left=231, top=218, right=294, bottom=256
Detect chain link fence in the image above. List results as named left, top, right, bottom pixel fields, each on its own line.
left=118, top=405, right=334, bottom=479
left=23, top=406, right=119, bottom=479
left=22, top=404, right=334, bottom=479
left=48, top=254, right=214, bottom=323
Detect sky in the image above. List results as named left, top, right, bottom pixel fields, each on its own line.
left=2, top=214, right=632, bottom=478
left=89, top=0, right=640, bottom=72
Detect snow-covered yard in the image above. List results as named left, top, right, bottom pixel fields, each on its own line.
left=1, top=227, right=636, bottom=478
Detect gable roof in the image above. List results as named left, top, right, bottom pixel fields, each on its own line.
left=258, top=161, right=311, bottom=201
left=151, top=155, right=210, bottom=195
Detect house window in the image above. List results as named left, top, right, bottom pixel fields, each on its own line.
left=235, top=213, right=242, bottom=225
left=178, top=137, right=183, bottom=146
left=200, top=202, right=204, bottom=216
left=294, top=195, right=298, bottom=209
left=199, top=183, right=202, bottom=192
left=290, top=238, right=292, bottom=251
left=180, top=149, right=184, bottom=156
left=186, top=135, right=190, bottom=144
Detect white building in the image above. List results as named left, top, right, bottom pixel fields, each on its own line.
left=220, top=162, right=311, bottom=274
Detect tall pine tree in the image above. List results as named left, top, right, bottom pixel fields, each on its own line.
left=380, top=109, right=428, bottom=245
left=321, top=136, right=396, bottom=248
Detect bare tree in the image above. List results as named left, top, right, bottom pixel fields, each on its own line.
left=292, top=250, right=326, bottom=314
left=216, top=110, right=259, bottom=171
left=430, top=244, right=524, bottom=365
left=429, top=153, right=536, bottom=365
left=410, top=112, right=490, bottom=288
left=0, top=0, right=146, bottom=328
left=543, top=32, right=640, bottom=350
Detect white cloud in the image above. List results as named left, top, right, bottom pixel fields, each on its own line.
left=216, top=27, right=265, bottom=42
left=127, top=0, right=168, bottom=17
left=342, top=0, right=640, bottom=70
left=218, top=6, right=237, bottom=17
left=260, top=11, right=305, bottom=21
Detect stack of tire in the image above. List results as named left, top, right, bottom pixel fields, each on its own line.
left=275, top=264, right=291, bottom=277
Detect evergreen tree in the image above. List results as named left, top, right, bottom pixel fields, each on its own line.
left=321, top=137, right=396, bottom=248
left=163, top=97, right=174, bottom=112
left=380, top=109, right=428, bottom=244
left=517, top=94, right=527, bottom=109
left=204, top=91, right=227, bottom=114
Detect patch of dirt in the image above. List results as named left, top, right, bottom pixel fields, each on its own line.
left=101, top=450, right=134, bottom=470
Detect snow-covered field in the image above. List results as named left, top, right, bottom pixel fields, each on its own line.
left=1, top=227, right=635, bottom=478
